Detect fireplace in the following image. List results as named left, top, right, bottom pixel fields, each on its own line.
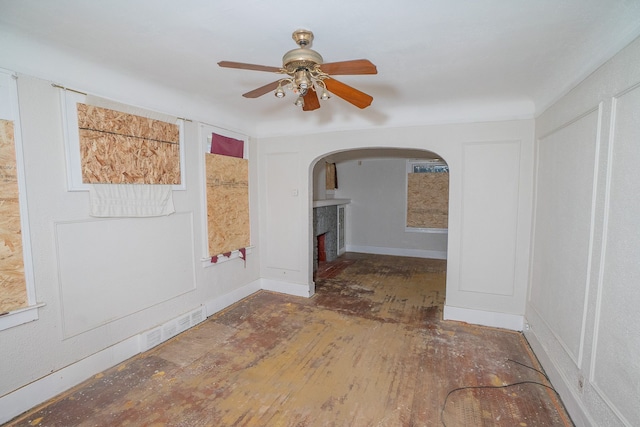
left=317, top=233, right=327, bottom=263
left=313, top=205, right=338, bottom=270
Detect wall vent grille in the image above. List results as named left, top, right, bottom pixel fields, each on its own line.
left=142, top=328, right=162, bottom=351
left=139, top=306, right=206, bottom=352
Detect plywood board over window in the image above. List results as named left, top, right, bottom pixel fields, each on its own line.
left=406, top=172, right=449, bottom=229
left=61, top=90, right=185, bottom=191
left=76, top=103, right=181, bottom=185
left=205, top=154, right=250, bottom=256
left=0, top=119, right=27, bottom=312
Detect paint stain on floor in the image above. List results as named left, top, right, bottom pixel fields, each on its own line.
left=4, top=253, right=572, bottom=427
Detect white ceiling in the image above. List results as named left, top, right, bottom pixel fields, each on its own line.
left=1, top=0, right=640, bottom=137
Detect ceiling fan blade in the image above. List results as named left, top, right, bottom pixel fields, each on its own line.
left=242, top=81, right=281, bottom=98
left=320, top=59, right=377, bottom=75
left=218, top=61, right=282, bottom=73
left=324, top=78, right=373, bottom=109
left=303, top=89, right=321, bottom=111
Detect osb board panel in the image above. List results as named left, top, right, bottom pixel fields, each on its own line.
left=0, top=119, right=27, bottom=312
left=77, top=103, right=180, bottom=184
left=206, top=154, right=249, bottom=255
left=325, top=162, right=337, bottom=190
left=407, top=172, right=449, bottom=229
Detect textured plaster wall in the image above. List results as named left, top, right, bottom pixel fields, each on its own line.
left=0, top=71, right=260, bottom=419
left=526, top=35, right=640, bottom=427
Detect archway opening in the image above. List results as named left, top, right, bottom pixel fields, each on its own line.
left=310, top=147, right=449, bottom=285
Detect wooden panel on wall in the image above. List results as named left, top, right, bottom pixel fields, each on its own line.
left=0, top=119, right=27, bottom=313
left=206, top=154, right=250, bottom=256
left=406, top=172, right=449, bottom=229
left=325, top=162, right=337, bottom=190
left=77, top=103, right=180, bottom=184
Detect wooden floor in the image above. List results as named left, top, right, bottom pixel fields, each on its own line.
left=5, top=253, right=573, bottom=426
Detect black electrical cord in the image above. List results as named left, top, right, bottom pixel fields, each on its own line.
left=507, top=358, right=550, bottom=381
left=440, top=359, right=573, bottom=427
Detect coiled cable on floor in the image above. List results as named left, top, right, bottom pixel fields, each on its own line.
left=440, top=359, right=574, bottom=427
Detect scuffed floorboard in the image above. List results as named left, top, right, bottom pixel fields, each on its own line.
left=5, top=253, right=572, bottom=426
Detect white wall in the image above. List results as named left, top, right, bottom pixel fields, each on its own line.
left=258, top=119, right=534, bottom=329
left=11, top=19, right=636, bottom=426
left=0, top=71, right=261, bottom=423
left=332, top=157, right=448, bottom=259
left=312, top=159, right=330, bottom=201
left=526, top=36, right=640, bottom=427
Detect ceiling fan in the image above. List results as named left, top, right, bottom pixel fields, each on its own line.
left=218, top=29, right=377, bottom=111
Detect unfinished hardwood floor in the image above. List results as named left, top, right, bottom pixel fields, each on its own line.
left=5, top=253, right=573, bottom=426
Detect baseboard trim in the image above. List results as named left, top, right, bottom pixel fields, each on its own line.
left=525, top=329, right=595, bottom=427
left=1, top=278, right=317, bottom=423
left=0, top=282, right=262, bottom=425
left=443, top=305, right=524, bottom=331
left=346, top=245, right=447, bottom=260
left=0, top=336, right=140, bottom=424
left=204, top=280, right=261, bottom=316
left=259, top=278, right=313, bottom=298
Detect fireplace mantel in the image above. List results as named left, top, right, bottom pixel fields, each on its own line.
left=312, top=199, right=350, bottom=208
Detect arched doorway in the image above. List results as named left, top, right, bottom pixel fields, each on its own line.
left=310, top=148, right=449, bottom=281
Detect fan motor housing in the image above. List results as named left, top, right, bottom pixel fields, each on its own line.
left=282, top=48, right=323, bottom=72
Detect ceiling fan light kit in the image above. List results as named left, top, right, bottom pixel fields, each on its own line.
left=218, top=29, right=377, bottom=111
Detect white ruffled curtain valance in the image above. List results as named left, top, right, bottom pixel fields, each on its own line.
left=89, top=184, right=174, bottom=218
